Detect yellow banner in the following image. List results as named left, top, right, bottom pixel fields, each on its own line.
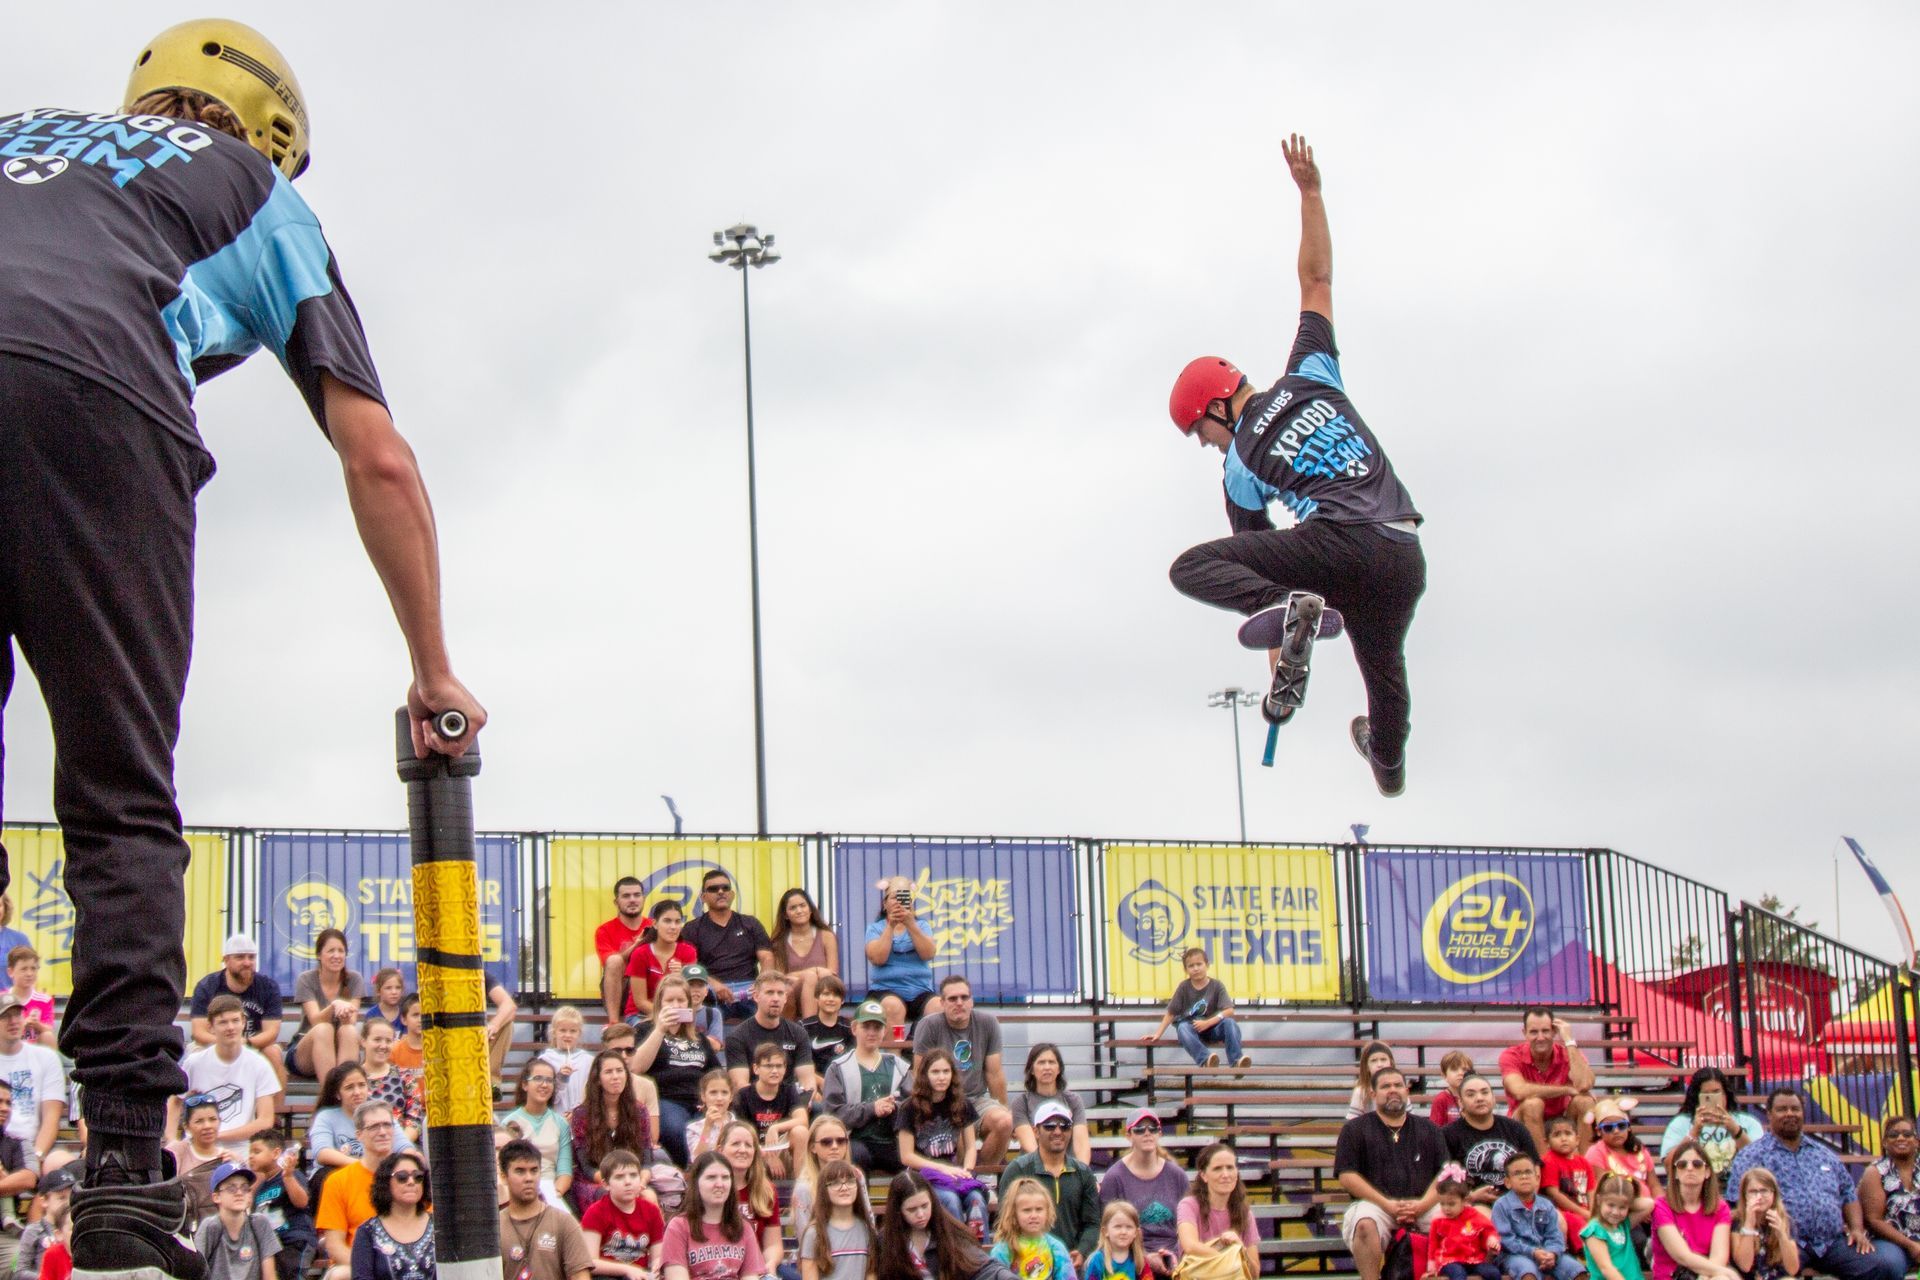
left=1103, top=844, right=1339, bottom=1003
left=2, top=825, right=229, bottom=996
left=547, top=838, right=805, bottom=999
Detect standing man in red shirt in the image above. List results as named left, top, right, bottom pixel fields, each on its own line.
left=1499, top=1008, right=1595, bottom=1155
left=595, top=878, right=652, bottom=1024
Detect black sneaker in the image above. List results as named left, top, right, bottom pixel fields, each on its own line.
left=1350, top=716, right=1406, bottom=798
left=71, top=1154, right=206, bottom=1280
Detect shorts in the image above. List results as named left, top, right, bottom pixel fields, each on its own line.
left=1340, top=1200, right=1436, bottom=1248
left=868, top=990, right=934, bottom=1021
left=971, top=1095, right=1010, bottom=1120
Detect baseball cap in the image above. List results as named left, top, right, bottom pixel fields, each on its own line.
left=0, top=996, right=27, bottom=1017
left=681, top=964, right=710, bottom=983
left=36, top=1166, right=76, bottom=1194
left=1124, top=1107, right=1161, bottom=1132
left=852, top=1000, right=888, bottom=1025
left=1032, top=1100, right=1073, bottom=1128
left=222, top=933, right=259, bottom=956
left=209, top=1160, right=256, bottom=1191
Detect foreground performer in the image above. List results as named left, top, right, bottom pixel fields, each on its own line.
left=0, top=21, right=484, bottom=1274
left=1167, top=133, right=1425, bottom=797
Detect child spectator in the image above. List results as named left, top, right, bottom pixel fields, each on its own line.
left=799, top=1158, right=875, bottom=1280
left=1492, top=1152, right=1584, bottom=1280
left=1085, top=1201, right=1149, bottom=1280
left=1540, top=1116, right=1593, bottom=1242
left=1584, top=1099, right=1657, bottom=1222
left=1432, top=1051, right=1475, bottom=1128
left=249, top=1130, right=315, bottom=1280
left=1579, top=1176, right=1644, bottom=1280
left=541, top=1006, right=596, bottom=1114
left=688, top=1070, right=736, bottom=1163
left=897, top=1049, right=988, bottom=1236
left=801, top=977, right=854, bottom=1076
left=1140, top=948, right=1248, bottom=1068
left=992, top=1177, right=1074, bottom=1279
left=580, top=1149, right=666, bottom=1280
left=731, top=1043, right=808, bottom=1178
left=167, top=1093, right=228, bottom=1225
left=659, top=1151, right=764, bottom=1280
left=13, top=1166, right=74, bottom=1280
left=3, top=949, right=55, bottom=1047
left=179, top=993, right=281, bottom=1159
left=193, top=1160, right=281, bottom=1280
left=1348, top=1040, right=1396, bottom=1121
left=1426, top=1166, right=1502, bottom=1280
left=389, top=994, right=425, bottom=1070
left=364, top=969, right=407, bottom=1035
left=1727, top=1168, right=1797, bottom=1280
left=680, top=965, right=727, bottom=1052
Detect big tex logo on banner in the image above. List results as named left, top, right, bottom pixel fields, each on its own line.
left=1103, top=845, right=1339, bottom=1002
left=1363, top=851, right=1590, bottom=1003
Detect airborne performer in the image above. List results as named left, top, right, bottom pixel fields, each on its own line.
left=1167, top=134, right=1425, bottom=797
left=0, top=22, right=483, bottom=1275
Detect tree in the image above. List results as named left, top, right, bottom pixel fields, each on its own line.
left=1745, top=894, right=1830, bottom=970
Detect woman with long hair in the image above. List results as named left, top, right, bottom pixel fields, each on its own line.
left=873, top=1171, right=1009, bottom=1280
left=719, top=1120, right=784, bottom=1277
left=661, top=1151, right=766, bottom=1280
left=768, top=888, right=840, bottom=1020
left=629, top=899, right=698, bottom=1021
left=787, top=1116, right=853, bottom=1247
left=1859, top=1114, right=1920, bottom=1276
left=1011, top=1042, right=1090, bottom=1164
left=1099, top=1109, right=1183, bottom=1276
left=501, top=1058, right=574, bottom=1211
left=1177, top=1142, right=1259, bottom=1260
left=361, top=1019, right=424, bottom=1144
left=1347, top=1040, right=1395, bottom=1121
left=1661, top=1068, right=1762, bottom=1178
left=632, top=974, right=723, bottom=1167
left=568, top=1048, right=655, bottom=1214
left=350, top=1151, right=434, bottom=1280
left=1651, top=1140, right=1738, bottom=1280
left=1731, top=1167, right=1801, bottom=1279
left=291, top=927, right=366, bottom=1080
left=799, top=1159, right=876, bottom=1280
left=307, top=1062, right=379, bottom=1176
left=896, top=1048, right=987, bottom=1231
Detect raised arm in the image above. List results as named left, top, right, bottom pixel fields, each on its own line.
left=1283, top=133, right=1332, bottom=320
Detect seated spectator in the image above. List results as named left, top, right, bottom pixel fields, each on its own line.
left=1431, top=1050, right=1474, bottom=1131
left=731, top=1043, right=808, bottom=1178
left=1730, top=1088, right=1904, bottom=1280
left=822, top=1000, right=909, bottom=1175
left=1540, top=1116, right=1594, bottom=1242
left=1661, top=1068, right=1761, bottom=1179
left=862, top=877, right=937, bottom=1032
left=799, top=1158, right=877, bottom=1280
left=716, top=1121, right=784, bottom=1278
left=541, top=1006, right=596, bottom=1114
left=597, top=876, right=653, bottom=1025
left=249, top=1130, right=315, bottom=1280
left=801, top=977, right=854, bottom=1077
left=767, top=888, right=840, bottom=1020
left=723, top=972, right=815, bottom=1092
left=348, top=1151, right=433, bottom=1280
left=631, top=975, right=723, bottom=1168
left=913, top=977, right=1014, bottom=1167
left=1141, top=947, right=1249, bottom=1069
left=1099, top=1109, right=1183, bottom=1277
left=1087, top=1202, right=1151, bottom=1280
left=1177, top=1142, right=1262, bottom=1272
left=661, top=1151, right=764, bottom=1280
left=497, top=1138, right=592, bottom=1280
left=1580, top=1175, right=1645, bottom=1280
left=600, top=1020, right=637, bottom=1054
left=1860, top=1115, right=1920, bottom=1275
left=1651, top=1141, right=1738, bottom=1280
left=4, top=949, right=55, bottom=1048
left=569, top=1049, right=657, bottom=1215
left=179, top=993, right=280, bottom=1158
left=787, top=1117, right=853, bottom=1246
left=289, top=928, right=366, bottom=1081
left=1729, top=1167, right=1800, bottom=1280
left=502, top=1059, right=576, bottom=1212
left=1349, top=1040, right=1397, bottom=1121
left=685, top=871, right=774, bottom=1021
left=194, top=1159, right=280, bottom=1280
left=364, top=968, right=407, bottom=1035
left=1010, top=1043, right=1091, bottom=1164
left=992, top=1177, right=1075, bottom=1280
left=1493, top=1152, right=1585, bottom=1280
left=166, top=1093, right=227, bottom=1224
left=389, top=994, right=425, bottom=1070
left=1446, top=1074, right=1540, bottom=1205
left=485, top=974, right=520, bottom=1082
left=360, top=1020, right=424, bottom=1145
left=580, top=1148, right=665, bottom=1279
left=1427, top=1166, right=1502, bottom=1280
left=190, top=934, right=287, bottom=1083
left=1501, top=1008, right=1596, bottom=1156
left=999, top=1100, right=1100, bottom=1270
left=0, top=1083, right=39, bottom=1213
left=1585, top=1098, right=1658, bottom=1222
left=0, top=998, right=66, bottom=1172
left=689, top=1069, right=737, bottom=1163
left=680, top=966, right=727, bottom=1052
left=874, top=1170, right=1007, bottom=1280
left=307, top=1063, right=417, bottom=1178
left=1335, top=1065, right=1451, bottom=1280
left=13, top=1165, right=74, bottom=1280
left=315, top=1102, right=399, bottom=1280
left=899, top=1049, right=989, bottom=1235
left=628, top=899, right=697, bottom=1022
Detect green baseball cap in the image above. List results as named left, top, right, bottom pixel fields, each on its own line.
left=852, top=1000, right=887, bottom=1025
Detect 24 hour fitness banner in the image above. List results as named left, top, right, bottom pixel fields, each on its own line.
left=547, top=838, right=804, bottom=999
left=1, top=825, right=228, bottom=996
left=1103, top=845, right=1339, bottom=1003
left=1363, top=851, right=1591, bottom=1003
left=833, top=840, right=1079, bottom=1002
left=256, top=832, right=520, bottom=995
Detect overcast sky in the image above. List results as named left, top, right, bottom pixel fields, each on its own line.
left=4, top=4, right=1916, bottom=960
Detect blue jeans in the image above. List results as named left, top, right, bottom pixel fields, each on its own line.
left=1501, top=1254, right=1585, bottom=1280
left=1802, top=1237, right=1909, bottom=1280
left=932, top=1186, right=989, bottom=1226
left=1175, top=1017, right=1245, bottom=1065
left=1441, top=1265, right=1502, bottom=1280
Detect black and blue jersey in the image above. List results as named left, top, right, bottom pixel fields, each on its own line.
left=0, top=107, right=383, bottom=450
left=1221, top=311, right=1419, bottom=533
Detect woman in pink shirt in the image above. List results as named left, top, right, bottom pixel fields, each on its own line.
left=1650, top=1141, right=1738, bottom=1280
left=1177, top=1142, right=1261, bottom=1262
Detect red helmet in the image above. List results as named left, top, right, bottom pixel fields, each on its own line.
left=1169, top=357, right=1245, bottom=434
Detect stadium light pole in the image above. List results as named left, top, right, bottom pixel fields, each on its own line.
left=1208, top=688, right=1261, bottom=843
left=710, top=223, right=780, bottom=836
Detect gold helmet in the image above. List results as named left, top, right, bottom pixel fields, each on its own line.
left=124, top=19, right=311, bottom=178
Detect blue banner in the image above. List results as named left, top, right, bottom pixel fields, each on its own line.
left=1363, top=851, right=1590, bottom=1003
left=255, top=832, right=520, bottom=996
left=832, top=840, right=1080, bottom=1002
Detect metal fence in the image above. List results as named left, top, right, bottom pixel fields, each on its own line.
left=1586, top=848, right=1736, bottom=1069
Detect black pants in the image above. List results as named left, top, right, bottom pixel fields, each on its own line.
left=1170, top=519, right=1427, bottom=765
left=0, top=357, right=213, bottom=1140
left=851, top=1137, right=904, bottom=1176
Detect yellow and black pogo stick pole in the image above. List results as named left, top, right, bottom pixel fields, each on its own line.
left=395, top=708, right=498, bottom=1280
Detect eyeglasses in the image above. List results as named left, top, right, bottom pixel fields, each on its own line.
left=528, top=1076, right=555, bottom=1086
left=391, top=1171, right=426, bottom=1185
left=1672, top=1159, right=1708, bottom=1170
left=1596, top=1120, right=1631, bottom=1134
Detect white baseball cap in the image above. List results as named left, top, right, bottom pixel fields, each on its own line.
left=222, top=933, right=259, bottom=956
